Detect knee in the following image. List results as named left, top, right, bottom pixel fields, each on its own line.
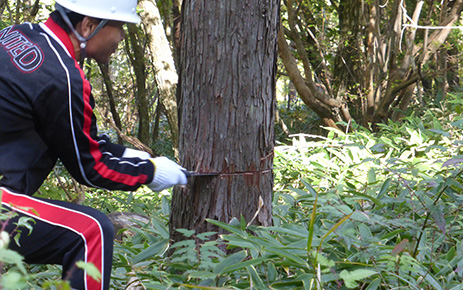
left=95, top=211, right=115, bottom=241
left=84, top=208, right=115, bottom=243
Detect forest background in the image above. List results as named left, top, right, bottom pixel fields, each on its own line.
left=2, top=0, right=463, bottom=289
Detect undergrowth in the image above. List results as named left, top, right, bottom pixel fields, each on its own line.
left=2, top=93, right=463, bottom=289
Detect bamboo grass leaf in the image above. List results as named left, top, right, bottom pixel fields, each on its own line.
left=430, top=205, right=446, bottom=234
left=247, top=265, right=266, bottom=289
left=266, top=246, right=309, bottom=267
left=213, top=250, right=247, bottom=274
left=206, top=219, right=246, bottom=237
left=340, top=269, right=377, bottom=289
left=133, top=240, right=169, bottom=263
left=316, top=212, right=353, bottom=256
left=306, top=187, right=317, bottom=254
left=377, top=178, right=392, bottom=199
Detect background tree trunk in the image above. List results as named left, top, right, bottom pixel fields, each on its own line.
left=279, top=0, right=463, bottom=132
left=172, top=0, right=182, bottom=66
left=0, top=0, right=7, bottom=15
left=373, top=0, right=463, bottom=124
left=98, top=63, right=123, bottom=145
left=170, top=0, right=280, bottom=242
left=139, top=0, right=180, bottom=153
left=126, top=24, right=150, bottom=145
left=333, top=0, right=363, bottom=99
left=278, top=0, right=344, bottom=129
left=277, top=26, right=343, bottom=129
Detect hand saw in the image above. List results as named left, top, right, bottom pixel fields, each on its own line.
left=182, top=169, right=220, bottom=178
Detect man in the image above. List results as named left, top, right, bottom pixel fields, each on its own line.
left=0, top=0, right=187, bottom=289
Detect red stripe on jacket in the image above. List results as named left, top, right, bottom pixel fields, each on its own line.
left=75, top=64, right=148, bottom=186
left=1, top=188, right=104, bottom=290
left=45, top=17, right=149, bottom=187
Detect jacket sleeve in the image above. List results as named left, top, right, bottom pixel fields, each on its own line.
left=97, top=133, right=126, bottom=157
left=33, top=61, right=154, bottom=191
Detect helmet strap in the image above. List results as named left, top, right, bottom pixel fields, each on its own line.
left=55, top=4, right=109, bottom=61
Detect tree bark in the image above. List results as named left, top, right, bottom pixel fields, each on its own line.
left=170, top=0, right=279, bottom=242
left=126, top=24, right=150, bottom=145
left=333, top=0, right=363, bottom=98
left=139, top=0, right=180, bottom=153
left=172, top=0, right=182, bottom=66
left=29, top=0, right=40, bottom=19
left=98, top=63, right=123, bottom=145
left=0, top=0, right=6, bottom=14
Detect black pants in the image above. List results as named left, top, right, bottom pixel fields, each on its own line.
left=1, top=187, right=114, bottom=290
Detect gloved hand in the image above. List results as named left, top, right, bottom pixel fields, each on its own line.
left=123, top=148, right=152, bottom=159
left=148, top=157, right=188, bottom=192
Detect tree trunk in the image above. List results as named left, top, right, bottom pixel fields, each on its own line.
left=373, top=0, right=463, bottom=125
left=98, top=63, right=123, bottom=145
left=170, top=0, right=279, bottom=242
left=279, top=0, right=463, bottom=131
left=278, top=26, right=343, bottom=129
left=126, top=24, right=150, bottom=145
left=333, top=0, right=363, bottom=98
left=172, top=0, right=182, bottom=66
left=447, top=45, right=460, bottom=90
left=0, top=0, right=7, bottom=15
left=29, top=0, right=39, bottom=19
left=139, top=0, right=180, bottom=153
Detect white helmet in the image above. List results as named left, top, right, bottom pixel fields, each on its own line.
left=55, top=0, right=141, bottom=23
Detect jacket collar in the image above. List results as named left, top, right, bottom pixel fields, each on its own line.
left=43, top=17, right=76, bottom=60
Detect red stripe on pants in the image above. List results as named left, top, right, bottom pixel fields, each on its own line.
left=1, top=188, right=104, bottom=290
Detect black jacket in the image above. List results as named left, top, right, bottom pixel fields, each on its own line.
left=0, top=18, right=154, bottom=195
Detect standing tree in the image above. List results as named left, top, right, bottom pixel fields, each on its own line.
left=126, top=24, right=150, bottom=145
left=279, top=0, right=463, bottom=131
left=170, top=0, right=280, bottom=242
left=139, top=0, right=180, bottom=152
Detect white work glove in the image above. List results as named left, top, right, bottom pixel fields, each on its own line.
left=123, top=148, right=152, bottom=159
left=148, top=157, right=188, bottom=192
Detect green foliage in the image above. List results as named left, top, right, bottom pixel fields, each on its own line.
left=76, top=261, right=102, bottom=282
left=104, top=92, right=463, bottom=289
left=4, top=92, right=463, bottom=289
left=0, top=209, right=30, bottom=290
left=268, top=93, right=463, bottom=289
left=0, top=20, right=10, bottom=30
left=275, top=101, right=325, bottom=141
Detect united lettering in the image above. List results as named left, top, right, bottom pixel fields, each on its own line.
left=0, top=26, right=43, bottom=73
